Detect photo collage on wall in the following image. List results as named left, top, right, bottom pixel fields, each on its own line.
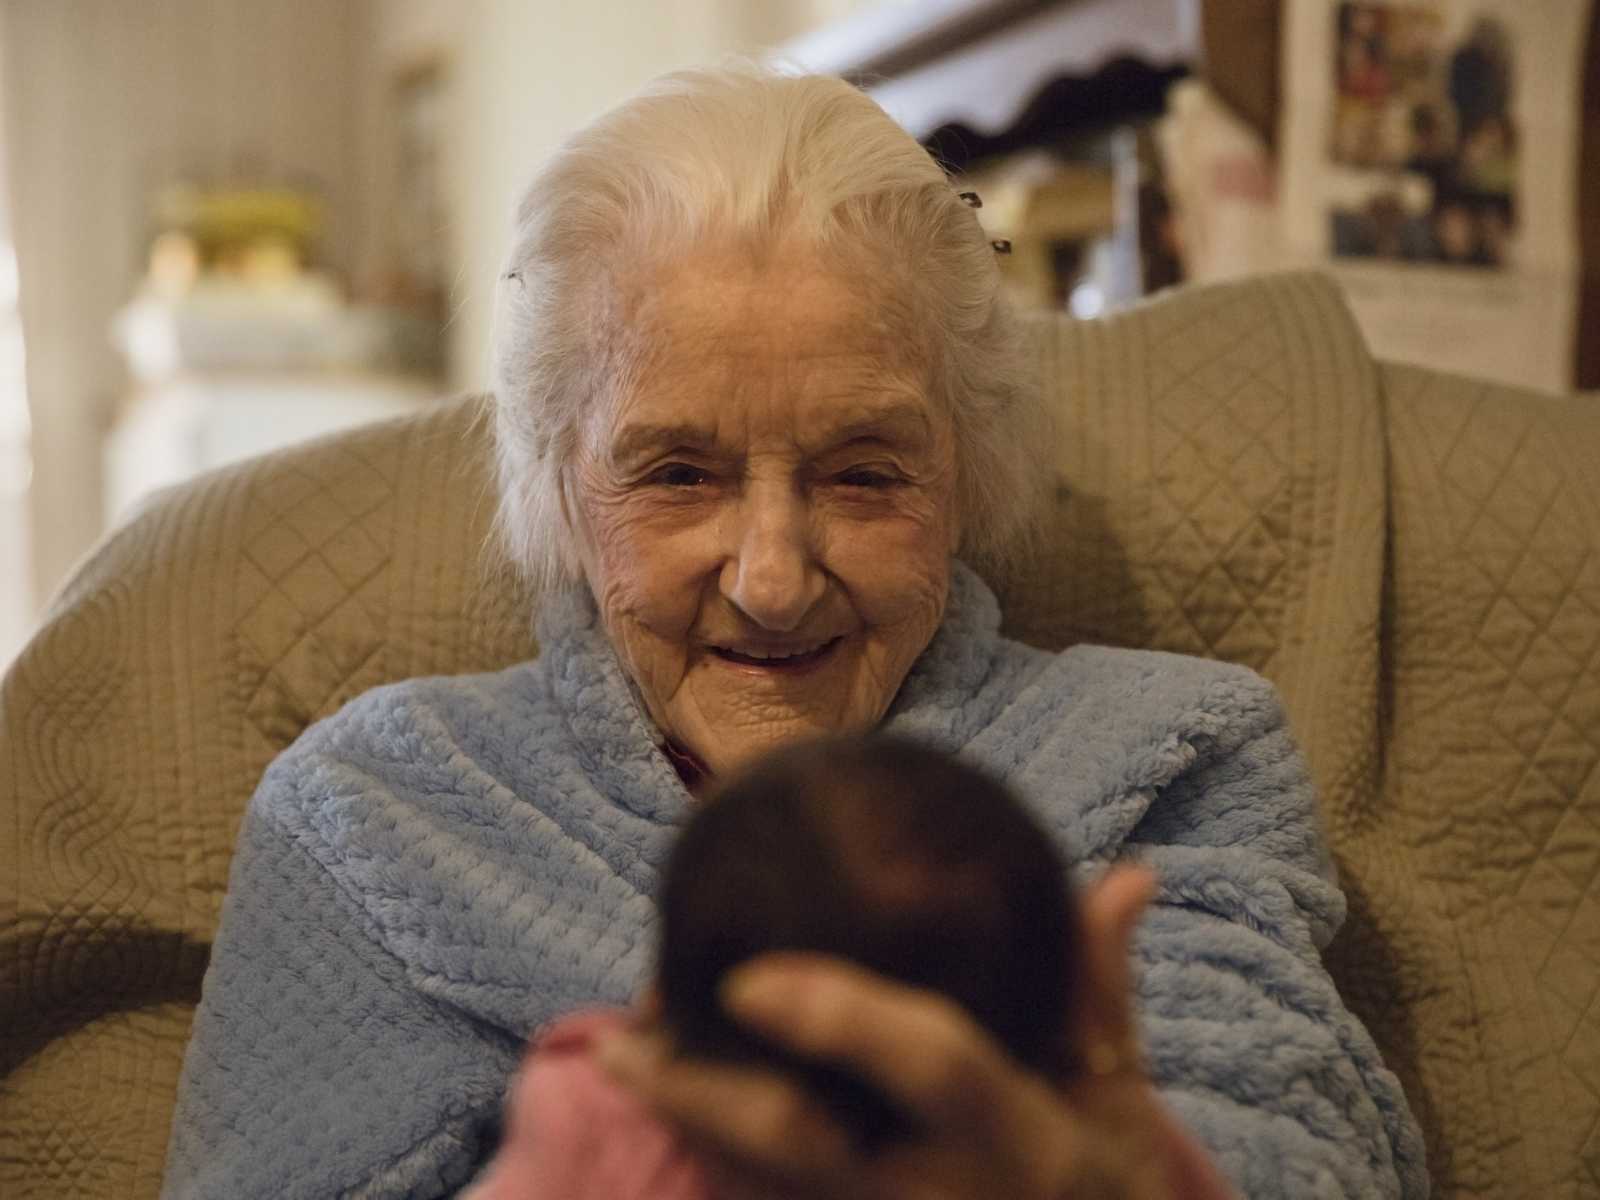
left=1328, top=3, right=1517, bottom=269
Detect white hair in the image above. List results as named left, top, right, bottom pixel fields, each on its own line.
left=490, top=65, right=1051, bottom=593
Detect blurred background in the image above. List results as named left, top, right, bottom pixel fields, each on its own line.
left=0, top=0, right=1594, bottom=664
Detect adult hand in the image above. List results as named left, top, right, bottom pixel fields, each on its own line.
left=596, top=864, right=1182, bottom=1200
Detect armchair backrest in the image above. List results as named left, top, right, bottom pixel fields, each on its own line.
left=1369, top=361, right=1600, bottom=1196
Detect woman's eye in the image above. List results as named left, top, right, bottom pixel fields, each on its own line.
left=836, top=468, right=899, bottom=488
left=647, top=463, right=711, bottom=488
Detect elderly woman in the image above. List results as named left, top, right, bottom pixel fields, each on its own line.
left=163, top=68, right=1426, bottom=1199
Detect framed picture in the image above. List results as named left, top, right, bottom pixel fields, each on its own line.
left=1326, top=4, right=1516, bottom=269
left=1279, top=0, right=1592, bottom=391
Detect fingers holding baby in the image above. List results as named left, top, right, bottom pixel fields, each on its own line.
left=485, top=736, right=1214, bottom=1200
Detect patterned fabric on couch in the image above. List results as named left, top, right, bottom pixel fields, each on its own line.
left=2, top=272, right=1596, bottom=1198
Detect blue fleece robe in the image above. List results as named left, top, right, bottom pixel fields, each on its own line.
left=162, top=564, right=1428, bottom=1199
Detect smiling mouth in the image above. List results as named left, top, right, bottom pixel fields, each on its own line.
left=709, top=636, right=843, bottom=671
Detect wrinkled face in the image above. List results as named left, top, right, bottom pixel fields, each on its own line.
left=567, top=247, right=959, bottom=777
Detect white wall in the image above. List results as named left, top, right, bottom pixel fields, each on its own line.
left=417, top=0, right=840, bottom=394
left=1, top=0, right=367, bottom=613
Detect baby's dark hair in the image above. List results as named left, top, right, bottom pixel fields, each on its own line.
left=656, top=735, right=1079, bottom=1145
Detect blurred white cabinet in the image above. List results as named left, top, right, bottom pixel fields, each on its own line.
left=105, top=371, right=445, bottom=525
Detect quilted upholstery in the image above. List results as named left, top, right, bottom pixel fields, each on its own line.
left=0, top=416, right=536, bottom=1197
left=2, top=272, right=1595, bottom=1198
left=1366, top=365, right=1600, bottom=1195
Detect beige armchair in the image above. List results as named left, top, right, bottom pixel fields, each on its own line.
left=3, top=272, right=1596, bottom=1198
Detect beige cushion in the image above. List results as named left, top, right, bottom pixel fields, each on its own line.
left=1004, top=271, right=1386, bottom=820
left=1, top=414, right=535, bottom=1197
left=3, top=272, right=1595, bottom=1197
left=1362, top=364, right=1600, bottom=1196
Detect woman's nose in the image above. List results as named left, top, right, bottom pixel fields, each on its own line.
left=720, top=485, right=825, bottom=632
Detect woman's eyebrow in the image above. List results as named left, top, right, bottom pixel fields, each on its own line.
left=819, top=400, right=932, bottom=447
left=607, top=400, right=932, bottom=464
left=607, top=422, right=721, bottom=465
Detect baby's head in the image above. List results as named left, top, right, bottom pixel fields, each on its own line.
left=656, top=735, right=1080, bottom=1144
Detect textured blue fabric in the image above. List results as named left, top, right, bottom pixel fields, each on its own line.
left=162, top=564, right=1428, bottom=1199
